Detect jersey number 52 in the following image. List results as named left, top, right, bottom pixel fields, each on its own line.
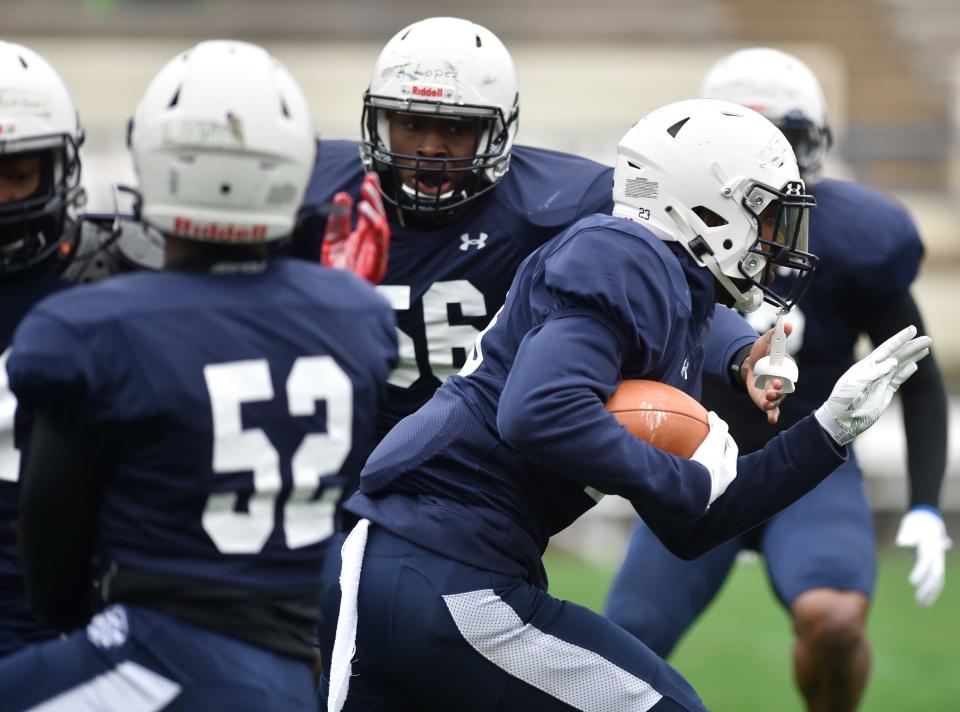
left=202, top=356, right=352, bottom=555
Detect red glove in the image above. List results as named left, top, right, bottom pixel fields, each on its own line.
left=321, top=173, right=390, bottom=285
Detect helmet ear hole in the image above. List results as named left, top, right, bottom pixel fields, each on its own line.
left=692, top=205, right=727, bottom=227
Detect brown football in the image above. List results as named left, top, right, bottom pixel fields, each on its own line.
left=605, top=379, right=709, bottom=458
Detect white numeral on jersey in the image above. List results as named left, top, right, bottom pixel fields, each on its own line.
left=0, top=349, right=19, bottom=483
left=423, top=280, right=487, bottom=380
left=202, top=356, right=353, bottom=555
left=377, top=280, right=488, bottom=388
left=285, top=357, right=352, bottom=548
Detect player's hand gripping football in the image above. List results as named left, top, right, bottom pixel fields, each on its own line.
left=743, top=319, right=795, bottom=425
left=691, top=411, right=739, bottom=508
left=321, top=173, right=390, bottom=284
left=815, top=325, right=931, bottom=446
left=895, top=507, right=952, bottom=607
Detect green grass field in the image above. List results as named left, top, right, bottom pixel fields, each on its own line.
left=545, top=547, right=960, bottom=711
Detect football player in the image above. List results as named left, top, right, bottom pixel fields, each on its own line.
left=323, top=99, right=930, bottom=711
left=295, top=17, right=787, bottom=446
left=605, top=48, right=951, bottom=712
left=0, top=40, right=163, bottom=661
left=0, top=40, right=397, bottom=710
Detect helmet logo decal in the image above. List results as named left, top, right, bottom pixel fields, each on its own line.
left=172, top=216, right=268, bottom=242
left=0, top=89, right=51, bottom=117
left=161, top=120, right=245, bottom=149
left=625, top=177, right=659, bottom=200
left=404, top=84, right=451, bottom=99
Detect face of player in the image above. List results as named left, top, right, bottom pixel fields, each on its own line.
left=387, top=112, right=482, bottom=198
left=0, top=153, right=42, bottom=205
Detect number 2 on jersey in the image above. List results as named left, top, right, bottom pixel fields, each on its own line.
left=202, top=356, right=352, bottom=554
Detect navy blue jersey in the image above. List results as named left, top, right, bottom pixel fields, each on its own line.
left=296, top=140, right=613, bottom=437
left=7, top=259, right=397, bottom=593
left=346, top=215, right=846, bottom=586
left=704, top=178, right=924, bottom=449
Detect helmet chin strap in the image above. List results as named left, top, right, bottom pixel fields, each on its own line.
left=664, top=205, right=765, bottom=313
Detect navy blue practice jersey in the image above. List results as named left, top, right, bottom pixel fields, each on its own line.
left=296, top=140, right=613, bottom=436
left=348, top=212, right=848, bottom=586
left=348, top=215, right=717, bottom=584
left=0, top=274, right=70, bottom=655
left=704, top=178, right=924, bottom=450
left=7, top=259, right=397, bottom=592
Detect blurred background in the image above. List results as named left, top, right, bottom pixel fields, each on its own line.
left=5, top=2, right=959, bottom=708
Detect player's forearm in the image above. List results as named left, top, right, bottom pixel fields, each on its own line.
left=18, top=412, right=100, bottom=632
left=701, top=304, right=757, bottom=391
left=497, top=314, right=711, bottom=518
left=900, top=351, right=948, bottom=508
left=636, top=414, right=846, bottom=559
left=862, top=290, right=947, bottom=508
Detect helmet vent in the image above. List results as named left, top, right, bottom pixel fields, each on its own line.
left=666, top=118, right=689, bottom=138
left=280, top=97, right=290, bottom=118
left=400, top=30, right=411, bottom=40
left=167, top=87, right=181, bottom=109
left=476, top=35, right=482, bottom=48
left=17, top=54, right=28, bottom=69
left=692, top=206, right=728, bottom=227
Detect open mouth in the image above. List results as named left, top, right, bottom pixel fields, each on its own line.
left=413, top=171, right=452, bottom=197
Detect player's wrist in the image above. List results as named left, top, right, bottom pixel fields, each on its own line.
left=728, top=343, right=753, bottom=392
left=813, top=405, right=853, bottom=446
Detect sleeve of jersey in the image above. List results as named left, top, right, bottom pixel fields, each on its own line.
left=701, top=305, right=757, bottom=386
left=6, top=310, right=102, bottom=423
left=850, top=200, right=924, bottom=296
left=577, top=166, right=615, bottom=217
left=635, top=415, right=847, bottom=559
left=497, top=233, right=712, bottom=518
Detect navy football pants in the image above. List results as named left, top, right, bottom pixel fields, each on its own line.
left=0, top=604, right=315, bottom=711
left=320, top=525, right=710, bottom=711
left=606, top=457, right=876, bottom=657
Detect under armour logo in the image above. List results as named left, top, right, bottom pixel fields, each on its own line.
left=681, top=358, right=689, bottom=380
left=459, top=232, right=488, bottom=251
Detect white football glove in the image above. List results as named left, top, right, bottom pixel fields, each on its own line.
left=895, top=507, right=952, bottom=607
left=692, top=411, right=739, bottom=508
left=814, top=326, right=931, bottom=446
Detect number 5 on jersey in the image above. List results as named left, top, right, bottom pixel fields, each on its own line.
left=203, top=356, right=352, bottom=555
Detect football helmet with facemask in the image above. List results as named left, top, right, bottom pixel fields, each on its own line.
left=613, top=98, right=817, bottom=313
left=128, top=40, right=316, bottom=243
left=0, top=41, right=84, bottom=275
left=360, top=17, right=520, bottom=216
left=700, top=48, right=833, bottom=181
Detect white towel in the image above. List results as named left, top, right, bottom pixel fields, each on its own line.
left=327, top=518, right=370, bottom=712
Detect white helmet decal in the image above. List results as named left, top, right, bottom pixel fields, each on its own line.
left=129, top=40, right=316, bottom=243
left=613, top=99, right=817, bottom=312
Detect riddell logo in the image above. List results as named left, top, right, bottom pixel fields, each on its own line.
left=411, top=85, right=444, bottom=98
left=172, top=217, right=268, bottom=242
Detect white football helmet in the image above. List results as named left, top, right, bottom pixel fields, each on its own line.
left=361, top=17, right=520, bottom=215
left=700, top=48, right=832, bottom=180
left=0, top=41, right=84, bottom=275
left=129, top=40, right=316, bottom=243
left=613, top=99, right=817, bottom=313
